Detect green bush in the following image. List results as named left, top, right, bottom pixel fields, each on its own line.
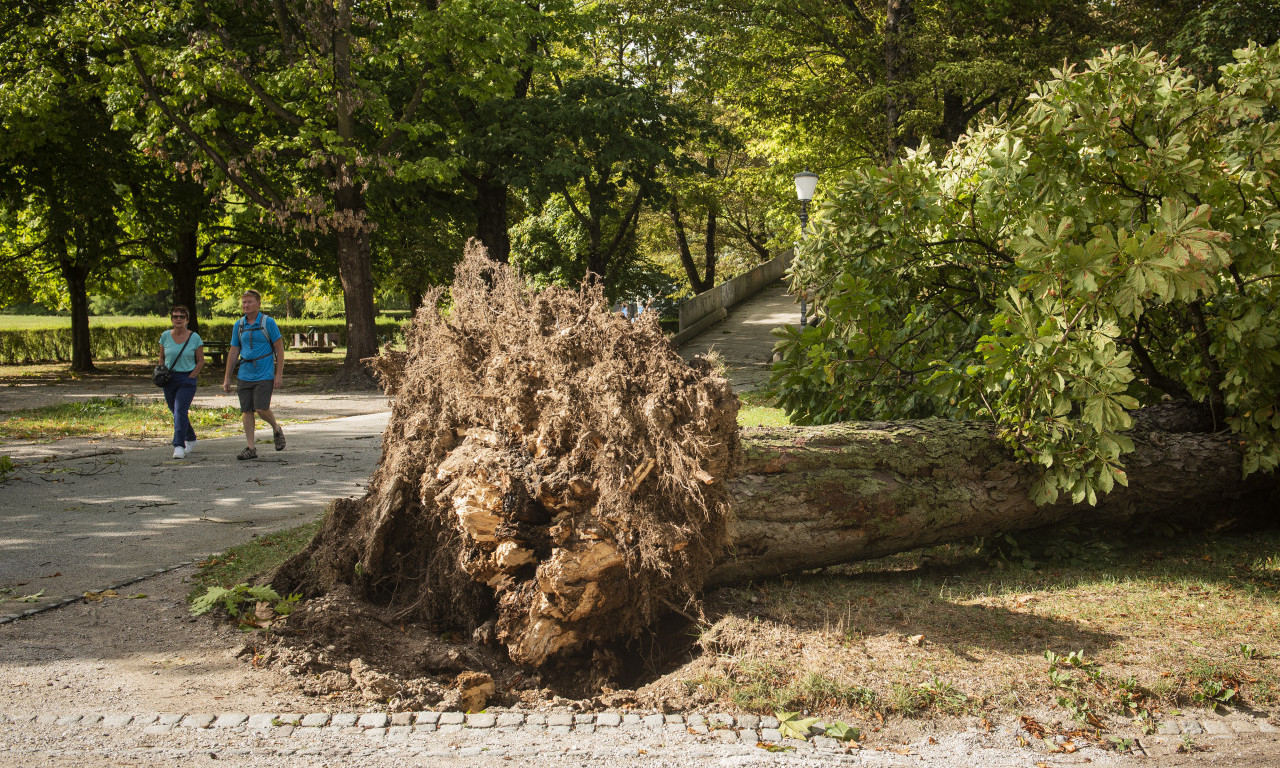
left=0, top=317, right=409, bottom=364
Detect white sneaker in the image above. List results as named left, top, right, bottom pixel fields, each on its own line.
left=185, top=439, right=196, bottom=454
left=173, top=446, right=186, bottom=459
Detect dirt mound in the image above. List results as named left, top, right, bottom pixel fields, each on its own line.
left=275, top=241, right=739, bottom=668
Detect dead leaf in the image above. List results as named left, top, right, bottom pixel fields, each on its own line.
left=907, top=634, right=925, bottom=646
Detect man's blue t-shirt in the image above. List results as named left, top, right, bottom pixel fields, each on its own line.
left=230, top=314, right=281, bottom=382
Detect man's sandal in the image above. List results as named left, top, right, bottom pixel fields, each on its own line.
left=237, top=446, right=258, bottom=461
left=273, top=429, right=286, bottom=451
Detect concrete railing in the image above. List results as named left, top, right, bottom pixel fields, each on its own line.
left=672, top=249, right=793, bottom=347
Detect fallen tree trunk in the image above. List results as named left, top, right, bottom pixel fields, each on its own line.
left=712, top=421, right=1277, bottom=586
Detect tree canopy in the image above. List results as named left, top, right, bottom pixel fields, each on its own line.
left=774, top=43, right=1280, bottom=504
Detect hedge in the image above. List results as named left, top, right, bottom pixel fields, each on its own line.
left=0, top=317, right=409, bottom=365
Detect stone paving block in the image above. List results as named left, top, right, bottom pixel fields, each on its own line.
left=664, top=714, right=685, bottom=725
left=294, top=727, right=323, bottom=739
left=686, top=714, right=706, bottom=727
left=388, top=726, right=412, bottom=740
left=714, top=730, right=738, bottom=742
left=36, top=715, right=57, bottom=726
left=622, top=714, right=642, bottom=725
left=526, top=713, right=547, bottom=726
left=142, top=724, right=173, bottom=735
left=596, top=713, right=621, bottom=727
left=81, top=715, right=103, bottom=726
left=301, top=713, right=330, bottom=728
left=813, top=736, right=840, bottom=751
left=642, top=714, right=665, bottom=727
left=439, top=724, right=464, bottom=733
left=439, top=712, right=465, bottom=725
left=549, top=725, right=571, bottom=735
left=547, top=713, right=574, bottom=727
left=364, top=727, right=387, bottom=739
left=1157, top=721, right=1181, bottom=735
left=278, top=713, right=303, bottom=725
left=739, top=729, right=759, bottom=743
left=688, top=724, right=709, bottom=735
left=782, top=738, right=809, bottom=751
left=737, top=715, right=760, bottom=729
left=665, top=723, right=687, bottom=734
left=391, top=712, right=413, bottom=727
left=760, top=728, right=782, bottom=742
left=329, top=713, right=358, bottom=728
left=467, top=713, right=496, bottom=728
left=414, top=712, right=439, bottom=725
left=1230, top=719, right=1258, bottom=733
left=212, top=713, right=248, bottom=728
left=575, top=724, right=596, bottom=734
left=180, top=714, right=215, bottom=728
left=101, top=715, right=133, bottom=728
left=759, top=716, right=780, bottom=729
left=1181, top=720, right=1204, bottom=735
left=412, top=724, right=437, bottom=734
left=246, top=714, right=276, bottom=730
left=573, top=713, right=595, bottom=724
left=709, top=713, right=734, bottom=728
left=275, top=725, right=295, bottom=737
left=496, top=713, right=525, bottom=728
left=157, top=714, right=183, bottom=726
left=1257, top=720, right=1279, bottom=733
left=358, top=713, right=389, bottom=729
left=1203, top=720, right=1232, bottom=736
left=55, top=715, right=83, bottom=727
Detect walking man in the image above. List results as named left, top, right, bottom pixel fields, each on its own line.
left=223, top=289, right=286, bottom=460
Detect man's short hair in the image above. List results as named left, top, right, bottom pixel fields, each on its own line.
left=241, top=289, right=262, bottom=301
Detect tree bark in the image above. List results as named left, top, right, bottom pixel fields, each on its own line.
left=709, top=421, right=1277, bottom=586
left=473, top=174, right=511, bottom=264
left=57, top=242, right=95, bottom=373
left=884, top=0, right=915, bottom=159
left=171, top=228, right=201, bottom=333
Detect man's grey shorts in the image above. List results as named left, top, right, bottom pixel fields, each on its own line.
left=237, top=379, right=275, bottom=412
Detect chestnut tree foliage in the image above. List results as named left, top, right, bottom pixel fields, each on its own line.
left=773, top=45, right=1280, bottom=504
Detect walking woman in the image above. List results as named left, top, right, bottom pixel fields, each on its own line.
left=159, top=305, right=205, bottom=459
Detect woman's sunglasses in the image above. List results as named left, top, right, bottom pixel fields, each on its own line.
left=171, top=315, right=188, bottom=320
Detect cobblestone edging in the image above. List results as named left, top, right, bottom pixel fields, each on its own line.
left=0, top=561, right=197, bottom=626
left=4, top=709, right=1276, bottom=754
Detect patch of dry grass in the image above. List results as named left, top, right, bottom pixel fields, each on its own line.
left=663, top=526, right=1280, bottom=734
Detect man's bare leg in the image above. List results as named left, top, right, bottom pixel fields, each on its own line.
left=242, top=411, right=256, bottom=448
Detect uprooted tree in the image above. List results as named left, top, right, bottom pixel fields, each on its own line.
left=275, top=242, right=1278, bottom=669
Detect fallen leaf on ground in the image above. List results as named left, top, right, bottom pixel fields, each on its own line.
left=907, top=634, right=925, bottom=646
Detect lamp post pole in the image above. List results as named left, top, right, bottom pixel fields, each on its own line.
left=794, top=171, right=819, bottom=327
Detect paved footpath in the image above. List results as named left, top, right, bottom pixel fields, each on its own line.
left=0, top=411, right=389, bottom=619
left=678, top=281, right=797, bottom=392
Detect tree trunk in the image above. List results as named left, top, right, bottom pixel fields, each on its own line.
left=473, top=174, right=511, bottom=264
left=172, top=229, right=201, bottom=333
left=58, top=246, right=95, bottom=373
left=709, top=421, right=1277, bottom=586
left=884, top=0, right=915, bottom=159
left=333, top=223, right=379, bottom=386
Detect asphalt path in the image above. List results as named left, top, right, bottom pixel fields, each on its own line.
left=1, top=411, right=388, bottom=615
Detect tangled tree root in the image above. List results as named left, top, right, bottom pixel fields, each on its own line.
left=275, top=242, right=739, bottom=666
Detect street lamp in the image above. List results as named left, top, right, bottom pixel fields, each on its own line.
left=794, top=171, right=819, bottom=326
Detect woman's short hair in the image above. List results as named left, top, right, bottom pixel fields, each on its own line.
left=169, top=305, right=190, bottom=319
left=241, top=289, right=262, bottom=301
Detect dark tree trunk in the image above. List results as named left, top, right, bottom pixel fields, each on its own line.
left=473, top=174, right=510, bottom=264
left=709, top=421, right=1277, bottom=586
left=671, top=200, right=712, bottom=294
left=172, top=229, right=201, bottom=333
left=59, top=254, right=93, bottom=371
left=884, top=0, right=915, bottom=159
left=333, top=222, right=379, bottom=386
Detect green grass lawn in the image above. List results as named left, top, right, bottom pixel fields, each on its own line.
left=0, top=396, right=244, bottom=440
left=0, top=315, right=173, bottom=330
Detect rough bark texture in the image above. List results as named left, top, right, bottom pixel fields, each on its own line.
left=711, top=420, right=1277, bottom=586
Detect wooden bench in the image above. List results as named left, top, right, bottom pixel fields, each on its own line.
left=203, top=341, right=230, bottom=367
left=291, top=331, right=340, bottom=353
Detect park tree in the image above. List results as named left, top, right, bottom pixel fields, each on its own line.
left=107, top=0, right=548, bottom=384
left=0, top=4, right=138, bottom=371
left=774, top=44, right=1280, bottom=505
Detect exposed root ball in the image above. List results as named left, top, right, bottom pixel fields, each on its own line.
left=276, top=242, right=739, bottom=665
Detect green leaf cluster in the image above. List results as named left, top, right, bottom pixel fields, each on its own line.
left=775, top=44, right=1280, bottom=504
